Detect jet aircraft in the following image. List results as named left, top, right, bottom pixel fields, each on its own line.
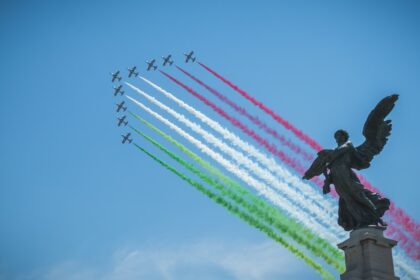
left=128, top=66, right=139, bottom=78
left=111, top=70, right=121, bottom=82
left=146, top=59, right=157, bottom=71
left=162, top=54, right=174, bottom=66
left=116, top=101, right=127, bottom=112
left=117, top=115, right=128, bottom=127
left=184, top=51, right=196, bottom=63
left=113, top=85, right=124, bottom=96
left=121, top=133, right=132, bottom=144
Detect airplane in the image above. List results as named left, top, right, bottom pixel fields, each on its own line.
left=127, top=66, right=139, bottom=78
left=146, top=59, right=157, bottom=71
left=117, top=115, right=128, bottom=127
left=162, top=54, right=174, bottom=66
left=115, top=101, right=127, bottom=112
left=113, top=84, right=124, bottom=96
left=184, top=51, right=196, bottom=63
left=111, top=70, right=121, bottom=82
left=121, top=132, right=132, bottom=144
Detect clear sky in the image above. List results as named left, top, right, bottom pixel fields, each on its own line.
left=1, top=0, right=419, bottom=279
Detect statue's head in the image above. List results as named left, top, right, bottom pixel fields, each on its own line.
left=334, top=129, right=349, bottom=146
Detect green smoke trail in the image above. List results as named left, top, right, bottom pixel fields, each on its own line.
left=130, top=124, right=344, bottom=272
left=132, top=142, right=335, bottom=280
left=128, top=111, right=344, bottom=270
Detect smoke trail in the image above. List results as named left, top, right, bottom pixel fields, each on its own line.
left=125, top=82, right=341, bottom=241
left=132, top=142, right=336, bottom=280
left=127, top=92, right=419, bottom=279
left=130, top=124, right=345, bottom=271
left=197, top=61, right=323, bottom=151
left=388, top=203, right=420, bottom=241
left=138, top=75, right=340, bottom=229
left=191, top=64, right=420, bottom=259
left=125, top=96, right=342, bottom=258
left=393, top=249, right=420, bottom=280
left=176, top=66, right=314, bottom=162
left=160, top=70, right=324, bottom=188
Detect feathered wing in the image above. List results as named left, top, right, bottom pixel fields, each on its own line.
left=355, top=94, right=399, bottom=169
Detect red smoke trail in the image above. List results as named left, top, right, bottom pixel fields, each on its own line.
left=197, top=62, right=420, bottom=259
left=197, top=62, right=323, bottom=152
left=160, top=70, right=326, bottom=189
left=176, top=66, right=314, bottom=162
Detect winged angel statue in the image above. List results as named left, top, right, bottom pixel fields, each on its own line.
left=303, top=95, right=398, bottom=231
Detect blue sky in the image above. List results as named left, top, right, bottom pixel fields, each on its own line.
left=1, top=0, right=419, bottom=279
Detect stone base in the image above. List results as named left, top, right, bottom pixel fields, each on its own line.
left=338, top=226, right=399, bottom=280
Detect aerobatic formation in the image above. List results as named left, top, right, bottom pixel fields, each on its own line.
left=109, top=51, right=420, bottom=280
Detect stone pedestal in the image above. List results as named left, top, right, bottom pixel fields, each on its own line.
left=338, top=226, right=399, bottom=280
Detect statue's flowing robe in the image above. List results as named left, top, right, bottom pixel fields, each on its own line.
left=306, top=142, right=390, bottom=231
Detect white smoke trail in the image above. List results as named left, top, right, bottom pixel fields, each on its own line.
left=126, top=83, right=341, bottom=243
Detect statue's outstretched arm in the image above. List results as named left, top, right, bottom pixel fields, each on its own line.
left=303, top=149, right=333, bottom=180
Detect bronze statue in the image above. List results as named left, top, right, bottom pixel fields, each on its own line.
left=303, top=95, right=398, bottom=231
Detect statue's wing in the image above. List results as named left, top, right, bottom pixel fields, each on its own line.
left=303, top=149, right=333, bottom=179
left=356, top=94, right=398, bottom=164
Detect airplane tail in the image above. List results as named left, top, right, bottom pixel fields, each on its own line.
left=153, top=66, right=157, bottom=70
left=129, top=139, right=132, bottom=143
left=120, top=91, right=125, bottom=96
left=170, top=61, right=174, bottom=65
left=124, top=121, right=128, bottom=126
left=192, top=58, right=196, bottom=62
left=123, top=106, right=127, bottom=111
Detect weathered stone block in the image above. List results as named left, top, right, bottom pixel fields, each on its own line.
left=338, top=226, right=399, bottom=280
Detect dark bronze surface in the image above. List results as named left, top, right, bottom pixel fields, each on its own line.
left=303, top=95, right=398, bottom=231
